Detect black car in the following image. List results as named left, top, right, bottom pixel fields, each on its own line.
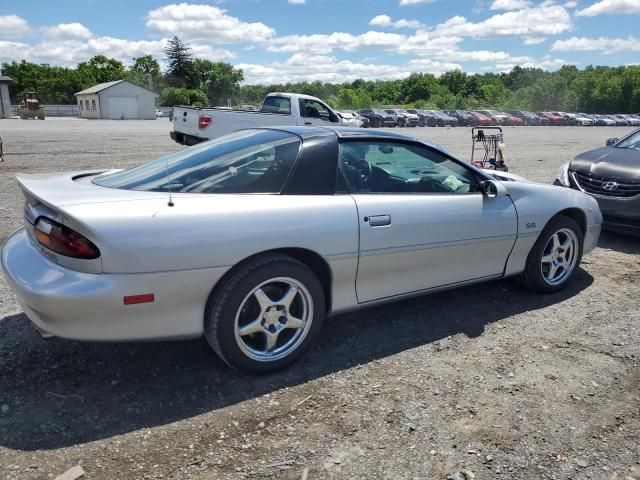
left=426, top=110, right=458, bottom=127
left=555, top=128, right=640, bottom=235
left=408, top=109, right=439, bottom=127
left=506, top=110, right=543, bottom=126
left=444, top=110, right=477, bottom=126
left=358, top=108, right=397, bottom=128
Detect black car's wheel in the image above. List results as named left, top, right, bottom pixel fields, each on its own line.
left=205, top=253, right=325, bottom=373
left=518, top=215, right=583, bottom=293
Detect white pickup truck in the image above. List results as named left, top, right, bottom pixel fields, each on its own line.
left=170, top=92, right=350, bottom=145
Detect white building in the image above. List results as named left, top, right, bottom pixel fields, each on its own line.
left=75, top=80, right=158, bottom=120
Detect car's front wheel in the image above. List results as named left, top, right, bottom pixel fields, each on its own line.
left=205, top=253, right=325, bottom=373
left=518, top=215, right=583, bottom=293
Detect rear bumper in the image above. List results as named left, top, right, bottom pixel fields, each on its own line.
left=1, top=229, right=229, bottom=341
left=170, top=131, right=207, bottom=146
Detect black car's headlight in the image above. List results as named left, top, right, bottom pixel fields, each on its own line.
left=556, top=162, right=571, bottom=187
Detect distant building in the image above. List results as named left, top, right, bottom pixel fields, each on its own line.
left=0, top=75, right=12, bottom=119
left=75, top=80, right=158, bottom=120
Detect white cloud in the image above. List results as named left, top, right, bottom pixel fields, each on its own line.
left=399, top=0, right=438, bottom=5
left=432, top=5, right=573, bottom=39
left=494, top=55, right=569, bottom=72
left=145, top=3, right=275, bottom=43
left=369, top=14, right=425, bottom=29
left=266, top=31, right=407, bottom=54
left=0, top=40, right=30, bottom=62
left=239, top=55, right=460, bottom=84
left=523, top=37, right=546, bottom=45
left=42, top=23, right=92, bottom=40
left=490, top=0, right=532, bottom=11
left=0, top=15, right=30, bottom=39
left=551, top=35, right=640, bottom=52
left=288, top=0, right=306, bottom=3
left=563, top=1, right=579, bottom=8
left=576, top=0, right=640, bottom=16
left=0, top=26, right=234, bottom=67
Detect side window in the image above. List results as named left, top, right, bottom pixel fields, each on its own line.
left=300, top=99, right=334, bottom=121
left=92, top=99, right=96, bottom=111
left=338, top=141, right=479, bottom=194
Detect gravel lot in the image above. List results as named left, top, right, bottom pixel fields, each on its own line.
left=1, top=119, right=639, bottom=480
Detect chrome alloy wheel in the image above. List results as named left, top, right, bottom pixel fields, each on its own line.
left=540, top=228, right=579, bottom=286
left=234, top=277, right=313, bottom=362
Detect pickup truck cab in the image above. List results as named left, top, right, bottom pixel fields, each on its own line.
left=171, top=92, right=346, bottom=145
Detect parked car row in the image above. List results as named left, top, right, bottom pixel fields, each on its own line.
left=355, top=108, right=640, bottom=128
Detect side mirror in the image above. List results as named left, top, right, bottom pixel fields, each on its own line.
left=480, top=179, right=507, bottom=199
left=606, top=138, right=618, bottom=147
left=329, top=112, right=339, bottom=123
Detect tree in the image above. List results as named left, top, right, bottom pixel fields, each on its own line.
left=190, top=59, right=244, bottom=105
left=164, top=36, right=193, bottom=87
left=77, top=55, right=126, bottom=86
left=439, top=70, right=467, bottom=96
left=158, top=87, right=208, bottom=107
left=128, top=55, right=162, bottom=90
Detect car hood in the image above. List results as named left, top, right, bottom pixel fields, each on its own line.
left=571, top=146, right=640, bottom=180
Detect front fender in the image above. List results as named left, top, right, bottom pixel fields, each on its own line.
left=503, top=182, right=602, bottom=276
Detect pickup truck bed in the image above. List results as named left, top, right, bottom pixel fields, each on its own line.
left=171, top=107, right=299, bottom=146
left=171, top=92, right=350, bottom=145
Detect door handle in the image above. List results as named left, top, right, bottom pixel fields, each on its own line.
left=367, top=214, right=391, bottom=227
left=305, top=122, right=312, bottom=125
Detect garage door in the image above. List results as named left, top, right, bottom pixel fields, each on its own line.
left=107, top=96, right=139, bottom=120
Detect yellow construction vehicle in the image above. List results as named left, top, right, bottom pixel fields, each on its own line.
left=18, top=92, right=45, bottom=120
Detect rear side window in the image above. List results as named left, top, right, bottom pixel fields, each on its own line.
left=94, top=130, right=301, bottom=194
left=261, top=96, right=291, bottom=114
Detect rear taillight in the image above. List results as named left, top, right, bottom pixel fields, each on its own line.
left=35, top=218, right=100, bottom=260
left=198, top=115, right=212, bottom=130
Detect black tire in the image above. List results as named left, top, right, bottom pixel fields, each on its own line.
left=204, top=253, right=325, bottom=373
left=517, top=215, right=584, bottom=293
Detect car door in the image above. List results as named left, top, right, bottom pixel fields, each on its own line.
left=298, top=98, right=339, bottom=127
left=338, top=139, right=518, bottom=303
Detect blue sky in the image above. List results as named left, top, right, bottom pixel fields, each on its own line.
left=1, top=0, right=639, bottom=84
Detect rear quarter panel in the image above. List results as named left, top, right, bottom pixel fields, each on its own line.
left=61, top=194, right=361, bottom=310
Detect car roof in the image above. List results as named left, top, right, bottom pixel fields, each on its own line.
left=255, top=125, right=446, bottom=152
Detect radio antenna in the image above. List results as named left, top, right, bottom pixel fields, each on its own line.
left=164, top=156, right=174, bottom=207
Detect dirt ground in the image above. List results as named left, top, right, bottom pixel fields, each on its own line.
left=0, top=119, right=639, bottom=480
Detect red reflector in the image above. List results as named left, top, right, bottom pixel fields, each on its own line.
left=198, top=115, right=212, bottom=130
left=124, top=294, right=155, bottom=305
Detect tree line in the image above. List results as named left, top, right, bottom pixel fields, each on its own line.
left=2, top=36, right=639, bottom=113
left=240, top=65, right=640, bottom=114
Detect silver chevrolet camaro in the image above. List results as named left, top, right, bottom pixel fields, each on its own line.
left=1, top=127, right=602, bottom=373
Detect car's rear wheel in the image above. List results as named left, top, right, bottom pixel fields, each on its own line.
left=205, top=253, right=325, bottom=373
left=518, top=215, right=583, bottom=293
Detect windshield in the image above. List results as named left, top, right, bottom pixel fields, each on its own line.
left=93, top=129, right=301, bottom=194
left=615, top=130, right=640, bottom=150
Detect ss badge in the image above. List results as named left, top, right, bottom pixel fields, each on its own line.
left=525, top=222, right=537, bottom=229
